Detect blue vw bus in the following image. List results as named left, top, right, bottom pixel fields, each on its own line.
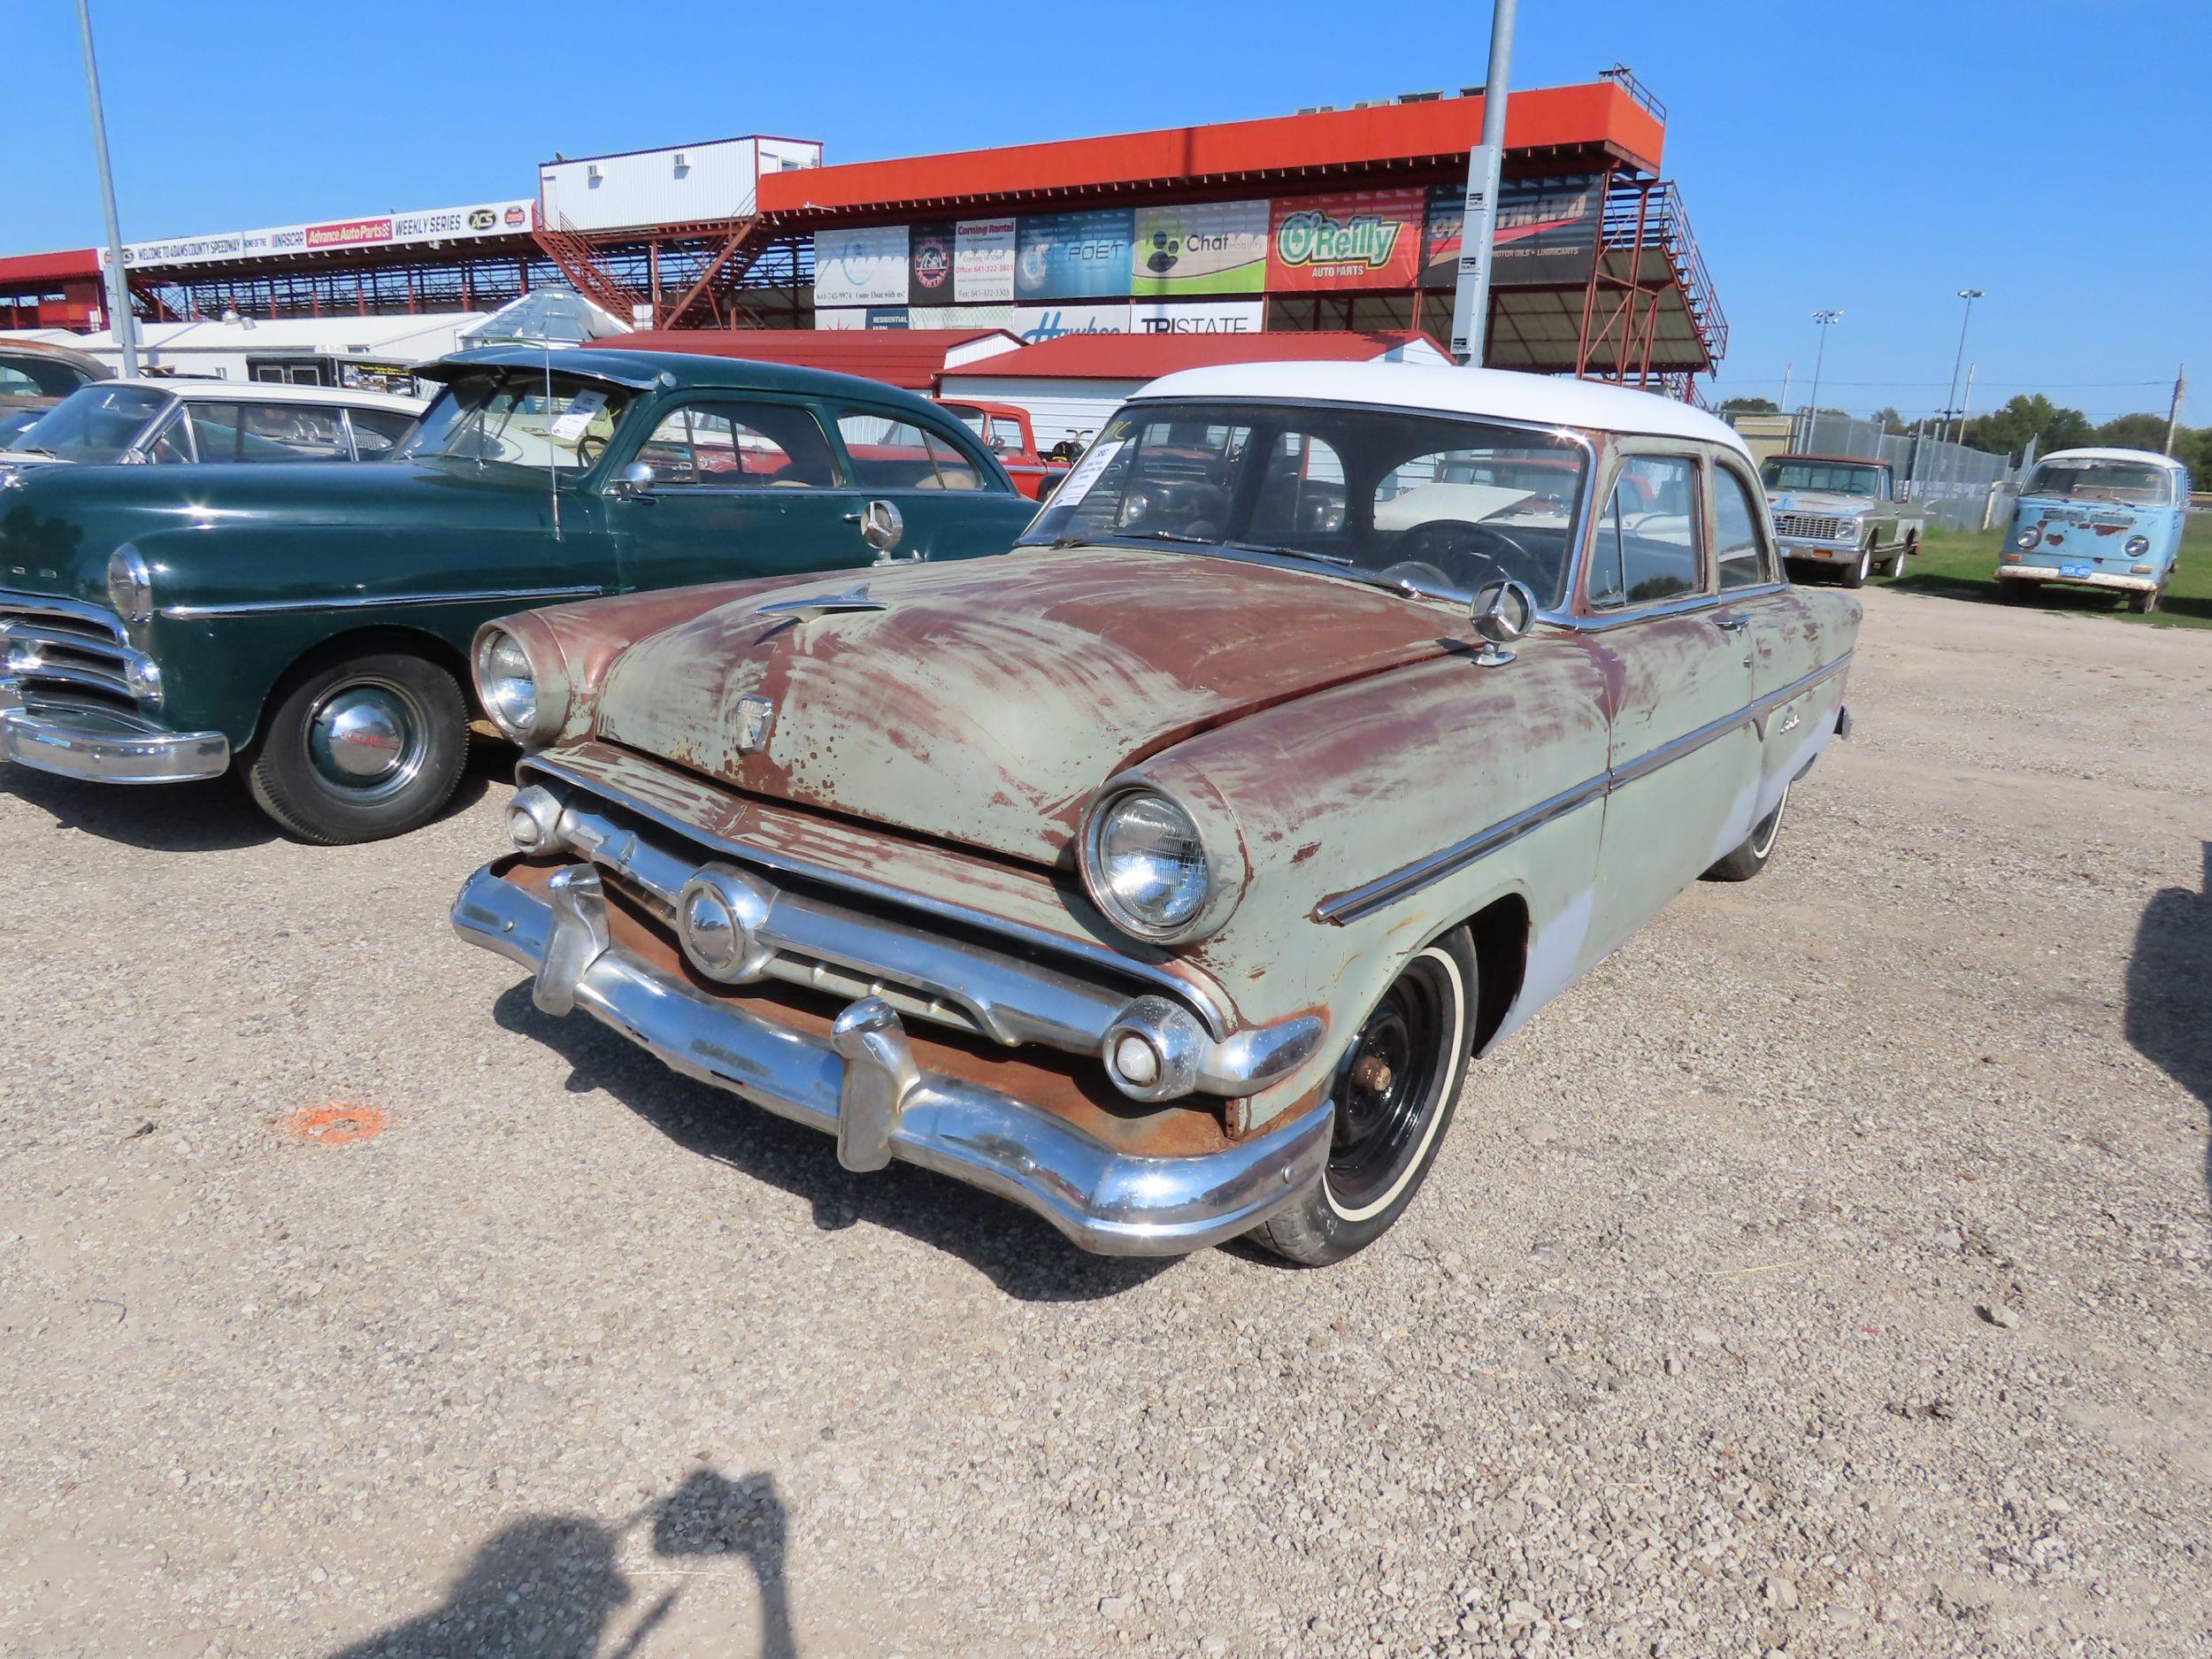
left=1998, top=447, right=2191, bottom=613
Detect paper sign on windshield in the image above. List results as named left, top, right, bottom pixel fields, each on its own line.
left=1048, top=438, right=1126, bottom=509
left=548, top=389, right=609, bottom=442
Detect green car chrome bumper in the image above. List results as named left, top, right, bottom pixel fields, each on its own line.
left=0, top=680, right=230, bottom=784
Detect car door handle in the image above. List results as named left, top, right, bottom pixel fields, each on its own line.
left=841, top=512, right=862, bottom=523
left=1712, top=616, right=1749, bottom=634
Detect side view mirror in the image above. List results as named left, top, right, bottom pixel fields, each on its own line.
left=858, top=498, right=905, bottom=561
left=611, top=461, right=656, bottom=500
left=1468, top=578, right=1535, bottom=666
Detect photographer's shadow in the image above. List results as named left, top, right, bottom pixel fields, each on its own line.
left=2123, top=842, right=2212, bottom=1205
left=329, top=1467, right=795, bottom=1659
left=491, top=981, right=1174, bottom=1302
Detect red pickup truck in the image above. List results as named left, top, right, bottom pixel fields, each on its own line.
left=935, top=398, right=1071, bottom=500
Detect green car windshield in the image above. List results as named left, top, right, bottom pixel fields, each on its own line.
left=399, top=371, right=636, bottom=472
left=1761, top=459, right=1885, bottom=495
left=1019, top=401, right=1588, bottom=610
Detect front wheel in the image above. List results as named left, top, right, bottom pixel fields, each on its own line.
left=244, top=651, right=468, bottom=844
left=2128, top=586, right=2162, bottom=615
left=1252, top=931, right=1477, bottom=1266
left=1702, top=780, right=1790, bottom=882
left=1840, top=540, right=1874, bottom=588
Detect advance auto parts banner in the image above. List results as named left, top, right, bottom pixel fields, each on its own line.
left=1130, top=200, right=1267, bottom=296
left=1014, top=210, right=1134, bottom=302
left=1422, top=177, right=1601, bottom=290
left=1267, top=189, right=1423, bottom=292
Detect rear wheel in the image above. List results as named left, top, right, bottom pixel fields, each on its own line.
left=1884, top=535, right=1912, bottom=580
left=1703, top=781, right=1790, bottom=882
left=1253, top=931, right=1477, bottom=1266
left=245, top=650, right=468, bottom=844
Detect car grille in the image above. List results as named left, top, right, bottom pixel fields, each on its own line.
left=0, top=595, right=140, bottom=713
left=1773, top=513, right=1853, bottom=541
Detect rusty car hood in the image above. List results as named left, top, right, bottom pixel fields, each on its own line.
left=592, top=544, right=1465, bottom=866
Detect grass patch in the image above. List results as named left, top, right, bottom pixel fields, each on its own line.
left=1863, top=513, right=2212, bottom=629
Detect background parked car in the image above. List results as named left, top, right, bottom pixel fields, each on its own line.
left=935, top=397, right=1069, bottom=499
left=0, top=377, right=424, bottom=476
left=0, top=338, right=111, bottom=449
left=454, top=362, right=1861, bottom=1264
left=1760, top=452, right=1924, bottom=586
left=0, top=348, right=1036, bottom=843
left=1997, top=447, right=2191, bottom=613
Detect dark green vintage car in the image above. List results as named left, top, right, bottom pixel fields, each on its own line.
left=0, top=347, right=1034, bottom=841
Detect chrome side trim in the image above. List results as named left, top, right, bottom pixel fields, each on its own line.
left=161, top=584, right=604, bottom=620
left=520, top=752, right=1236, bottom=1041
left=450, top=865, right=1332, bottom=1256
left=1317, top=651, right=1855, bottom=926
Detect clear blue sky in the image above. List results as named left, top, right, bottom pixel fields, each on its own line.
left=12, top=0, right=2204, bottom=426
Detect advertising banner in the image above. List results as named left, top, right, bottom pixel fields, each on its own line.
left=1422, top=177, right=1601, bottom=289
left=812, top=225, right=909, bottom=308
left=1267, top=189, right=1424, bottom=291
left=955, top=218, right=1017, bottom=303
left=907, top=221, right=957, bottom=307
left=1130, top=200, right=1268, bottom=296
left=122, top=199, right=535, bottom=268
left=1014, top=210, right=1134, bottom=302
left=1130, top=299, right=1264, bottom=334
left=1015, top=303, right=1132, bottom=343
left=910, top=303, right=1017, bottom=331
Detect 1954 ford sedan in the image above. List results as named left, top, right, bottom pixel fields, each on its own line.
left=453, top=363, right=1862, bottom=1263
left=0, top=348, right=1031, bottom=842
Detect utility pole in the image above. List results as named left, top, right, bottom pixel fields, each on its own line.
left=2167, top=364, right=2188, bottom=457
left=75, top=0, right=139, bottom=377
left=1941, top=288, right=1983, bottom=452
left=1448, top=0, right=1517, bottom=366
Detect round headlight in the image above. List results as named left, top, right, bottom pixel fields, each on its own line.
left=1087, top=789, right=1211, bottom=939
left=106, top=545, right=152, bottom=625
left=475, top=627, right=542, bottom=742
left=2124, top=534, right=2150, bottom=557
left=2016, top=525, right=2043, bottom=550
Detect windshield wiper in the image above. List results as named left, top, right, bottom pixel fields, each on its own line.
left=1226, top=541, right=1354, bottom=566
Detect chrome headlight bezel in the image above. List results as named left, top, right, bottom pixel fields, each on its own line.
left=106, top=544, right=152, bottom=626
left=1079, top=785, right=1240, bottom=946
left=2124, top=534, right=2151, bottom=557
left=2016, top=524, right=2044, bottom=550
left=473, top=626, right=565, bottom=747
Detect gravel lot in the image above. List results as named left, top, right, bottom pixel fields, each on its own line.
left=4, top=586, right=2209, bottom=1659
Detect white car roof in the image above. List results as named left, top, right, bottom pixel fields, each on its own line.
left=2035, top=447, right=2187, bottom=472
left=105, top=376, right=426, bottom=413
left=1130, top=361, right=1750, bottom=457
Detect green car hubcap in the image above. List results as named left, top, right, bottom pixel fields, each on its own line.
left=307, top=680, right=428, bottom=802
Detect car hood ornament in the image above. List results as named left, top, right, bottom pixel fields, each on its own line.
left=753, top=583, right=889, bottom=626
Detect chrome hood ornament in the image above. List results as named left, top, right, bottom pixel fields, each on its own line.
left=753, top=583, right=888, bottom=626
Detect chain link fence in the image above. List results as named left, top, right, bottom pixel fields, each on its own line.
left=1786, top=411, right=2016, bottom=531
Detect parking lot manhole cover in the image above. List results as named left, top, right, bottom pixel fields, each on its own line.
left=289, top=1105, right=387, bottom=1145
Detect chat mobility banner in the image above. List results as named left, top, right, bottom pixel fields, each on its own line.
left=1014, top=210, right=1135, bottom=302
left=1421, top=177, right=1602, bottom=290
left=1266, top=190, right=1424, bottom=292
left=1130, top=200, right=1268, bottom=296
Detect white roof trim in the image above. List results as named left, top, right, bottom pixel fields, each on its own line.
left=1128, top=362, right=1747, bottom=454
left=2035, top=447, right=2188, bottom=471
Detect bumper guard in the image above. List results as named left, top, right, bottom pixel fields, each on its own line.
left=0, top=680, right=230, bottom=784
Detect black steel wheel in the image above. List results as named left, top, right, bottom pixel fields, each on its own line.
left=1252, top=930, right=1476, bottom=1266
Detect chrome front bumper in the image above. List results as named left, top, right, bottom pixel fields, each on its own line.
left=1996, top=564, right=2158, bottom=593
left=0, top=681, right=230, bottom=784
left=1778, top=538, right=1862, bottom=563
left=452, top=862, right=1334, bottom=1255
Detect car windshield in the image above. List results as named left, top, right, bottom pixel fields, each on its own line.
left=7, top=383, right=170, bottom=460
left=1020, top=400, right=1589, bottom=610
left=2021, top=458, right=2174, bottom=506
left=1761, top=459, right=1885, bottom=496
left=397, top=370, right=635, bottom=471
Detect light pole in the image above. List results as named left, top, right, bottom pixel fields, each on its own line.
left=1942, top=288, right=1983, bottom=445
left=1806, top=309, right=1842, bottom=446
left=1447, top=0, right=1518, bottom=365
left=75, top=0, right=139, bottom=377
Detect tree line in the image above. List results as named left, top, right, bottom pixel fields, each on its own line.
left=1717, top=395, right=2207, bottom=479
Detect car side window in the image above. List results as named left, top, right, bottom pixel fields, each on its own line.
left=839, top=411, right=987, bottom=490
left=241, top=403, right=350, bottom=462
left=1587, top=456, right=1703, bottom=610
left=347, top=407, right=417, bottom=458
left=186, top=403, right=248, bottom=462
left=1713, top=465, right=1775, bottom=590
left=144, top=416, right=192, bottom=465
left=638, top=401, right=839, bottom=489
